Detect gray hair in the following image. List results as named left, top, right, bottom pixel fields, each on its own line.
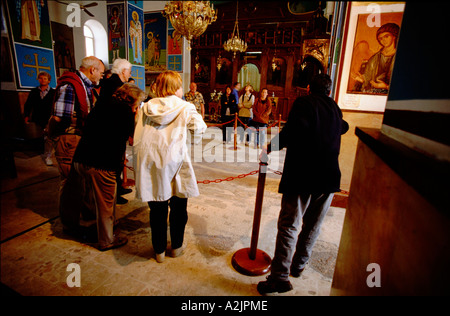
left=80, top=56, right=102, bottom=70
left=111, top=58, right=132, bottom=75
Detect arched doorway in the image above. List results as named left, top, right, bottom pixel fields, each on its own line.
left=238, top=63, right=261, bottom=92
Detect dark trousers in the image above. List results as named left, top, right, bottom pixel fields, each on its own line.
left=221, top=116, right=234, bottom=142
left=148, top=196, right=188, bottom=254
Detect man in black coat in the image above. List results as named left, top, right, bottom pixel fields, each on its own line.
left=258, top=74, right=349, bottom=295
left=96, top=58, right=132, bottom=105
left=96, top=58, right=133, bottom=204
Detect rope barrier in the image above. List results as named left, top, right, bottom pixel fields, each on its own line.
left=126, top=161, right=349, bottom=195
left=205, top=117, right=236, bottom=128
left=206, top=114, right=286, bottom=130
left=124, top=114, right=349, bottom=195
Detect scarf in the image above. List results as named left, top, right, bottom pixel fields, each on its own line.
left=57, top=71, right=92, bottom=119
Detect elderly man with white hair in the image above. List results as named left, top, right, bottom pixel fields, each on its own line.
left=97, top=58, right=133, bottom=105
left=96, top=58, right=134, bottom=205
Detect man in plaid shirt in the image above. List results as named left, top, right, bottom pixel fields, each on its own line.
left=184, top=82, right=205, bottom=118
left=47, top=56, right=105, bottom=236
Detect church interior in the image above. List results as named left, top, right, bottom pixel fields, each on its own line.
left=1, top=0, right=449, bottom=297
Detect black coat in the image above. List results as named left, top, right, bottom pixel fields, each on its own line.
left=73, top=98, right=135, bottom=172
left=268, top=93, right=349, bottom=194
left=220, top=93, right=238, bottom=119
left=23, top=87, right=56, bottom=128
left=96, top=74, right=124, bottom=106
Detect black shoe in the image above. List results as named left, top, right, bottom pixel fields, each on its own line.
left=118, top=187, right=132, bottom=195
left=116, top=196, right=128, bottom=205
left=290, top=267, right=305, bottom=278
left=257, top=276, right=293, bottom=295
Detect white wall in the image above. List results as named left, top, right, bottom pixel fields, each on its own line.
left=48, top=1, right=108, bottom=68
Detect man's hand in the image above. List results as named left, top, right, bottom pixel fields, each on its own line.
left=259, top=146, right=269, bottom=165
left=46, top=116, right=62, bottom=138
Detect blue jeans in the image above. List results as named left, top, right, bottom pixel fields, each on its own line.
left=270, top=193, right=334, bottom=281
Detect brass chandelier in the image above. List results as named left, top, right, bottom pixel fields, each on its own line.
left=163, top=1, right=217, bottom=51
left=223, top=1, right=247, bottom=58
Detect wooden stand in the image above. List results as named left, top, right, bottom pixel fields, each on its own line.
left=231, top=162, right=271, bottom=276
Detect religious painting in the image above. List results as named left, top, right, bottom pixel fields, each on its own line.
left=267, top=57, right=286, bottom=87
left=5, top=0, right=52, bottom=49
left=14, top=43, right=57, bottom=88
left=167, top=20, right=182, bottom=72
left=107, top=3, right=126, bottom=63
left=303, top=39, right=330, bottom=73
left=335, top=2, right=405, bottom=112
left=168, top=29, right=182, bottom=55
left=127, top=2, right=144, bottom=66
left=347, top=12, right=403, bottom=95
left=194, top=56, right=211, bottom=84
left=216, top=57, right=232, bottom=85
left=131, top=65, right=145, bottom=91
left=128, top=0, right=143, bottom=9
left=51, top=21, right=76, bottom=76
left=144, top=12, right=167, bottom=72
left=168, top=55, right=182, bottom=72
left=6, top=0, right=56, bottom=89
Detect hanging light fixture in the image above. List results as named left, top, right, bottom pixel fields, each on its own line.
left=163, top=1, right=217, bottom=51
left=223, top=1, right=247, bottom=58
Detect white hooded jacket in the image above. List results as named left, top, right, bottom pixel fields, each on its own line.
left=133, top=95, right=207, bottom=202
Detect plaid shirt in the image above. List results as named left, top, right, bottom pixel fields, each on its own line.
left=53, top=71, right=94, bottom=119
left=184, top=91, right=205, bottom=114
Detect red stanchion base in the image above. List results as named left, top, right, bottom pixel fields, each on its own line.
left=232, top=248, right=271, bottom=276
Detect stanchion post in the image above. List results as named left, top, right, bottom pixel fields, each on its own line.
left=249, top=162, right=267, bottom=260
left=234, top=112, right=238, bottom=150
left=231, top=162, right=271, bottom=276
left=278, top=114, right=282, bottom=131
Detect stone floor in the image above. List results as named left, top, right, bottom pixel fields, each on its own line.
left=1, top=132, right=346, bottom=296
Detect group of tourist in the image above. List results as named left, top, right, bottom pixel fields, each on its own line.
left=23, top=54, right=348, bottom=295
left=219, top=82, right=273, bottom=148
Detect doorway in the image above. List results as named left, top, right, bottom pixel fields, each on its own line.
left=238, top=63, right=260, bottom=92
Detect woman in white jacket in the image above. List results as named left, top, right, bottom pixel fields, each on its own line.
left=133, top=71, right=207, bottom=262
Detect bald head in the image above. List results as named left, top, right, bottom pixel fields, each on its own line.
left=79, top=56, right=105, bottom=86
